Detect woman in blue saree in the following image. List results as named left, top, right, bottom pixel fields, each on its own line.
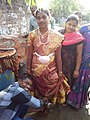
left=67, top=24, right=90, bottom=109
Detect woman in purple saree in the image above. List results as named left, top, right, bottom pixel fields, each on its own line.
left=67, top=24, right=90, bottom=109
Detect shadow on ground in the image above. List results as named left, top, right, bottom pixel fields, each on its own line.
left=26, top=101, right=90, bottom=120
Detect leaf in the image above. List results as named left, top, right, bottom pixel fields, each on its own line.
left=31, top=0, right=37, bottom=6
left=7, top=0, right=12, bottom=8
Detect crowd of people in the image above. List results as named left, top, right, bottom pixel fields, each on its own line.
left=0, top=5, right=90, bottom=120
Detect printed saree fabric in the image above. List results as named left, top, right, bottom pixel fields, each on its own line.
left=0, top=48, right=19, bottom=76
left=27, top=29, right=70, bottom=104
left=67, top=25, right=90, bottom=109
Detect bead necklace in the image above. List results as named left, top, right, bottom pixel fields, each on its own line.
left=38, top=30, right=49, bottom=39
left=38, top=29, right=50, bottom=45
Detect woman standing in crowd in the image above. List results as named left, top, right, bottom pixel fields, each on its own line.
left=27, top=8, right=69, bottom=105
left=60, top=15, right=84, bottom=88
left=67, top=24, right=90, bottom=109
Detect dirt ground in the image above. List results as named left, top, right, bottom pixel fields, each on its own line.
left=25, top=100, right=90, bottom=120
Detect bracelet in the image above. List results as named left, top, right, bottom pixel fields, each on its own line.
left=58, top=71, right=63, bottom=77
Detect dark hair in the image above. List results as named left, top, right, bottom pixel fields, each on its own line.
left=74, top=11, right=81, bottom=15
left=66, top=14, right=79, bottom=24
left=36, top=8, right=50, bottom=17
left=30, top=5, right=37, bottom=10
left=74, top=11, right=82, bottom=19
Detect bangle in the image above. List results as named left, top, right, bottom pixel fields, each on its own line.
left=58, top=71, right=63, bottom=77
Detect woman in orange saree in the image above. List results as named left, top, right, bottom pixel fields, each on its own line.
left=27, top=8, right=69, bottom=104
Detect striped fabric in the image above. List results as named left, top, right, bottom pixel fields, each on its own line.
left=0, top=82, right=42, bottom=120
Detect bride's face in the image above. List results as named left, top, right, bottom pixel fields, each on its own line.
left=36, top=11, right=50, bottom=28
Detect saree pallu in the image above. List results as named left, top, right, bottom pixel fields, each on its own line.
left=62, top=31, right=84, bottom=46
left=67, top=26, right=90, bottom=109
left=28, top=29, right=70, bottom=104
